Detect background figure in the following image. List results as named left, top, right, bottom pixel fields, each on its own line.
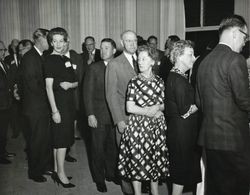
left=0, top=41, right=14, bottom=164
left=118, top=45, right=169, bottom=195
left=44, top=27, right=78, bottom=188
left=82, top=36, right=101, bottom=65
left=18, top=39, right=33, bottom=57
left=159, top=35, right=180, bottom=83
left=241, top=40, right=250, bottom=86
left=84, top=38, right=118, bottom=193
left=105, top=30, right=138, bottom=195
left=165, top=40, right=201, bottom=195
left=196, top=15, right=250, bottom=195
left=20, top=28, right=52, bottom=182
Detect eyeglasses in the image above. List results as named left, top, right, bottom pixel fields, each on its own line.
left=238, top=29, right=249, bottom=42
left=0, top=49, right=7, bottom=52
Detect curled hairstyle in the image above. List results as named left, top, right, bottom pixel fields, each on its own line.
left=170, top=40, right=194, bottom=64
left=33, top=28, right=49, bottom=41
left=47, top=27, right=68, bottom=44
left=101, top=38, right=116, bottom=49
left=218, top=15, right=247, bottom=37
left=137, top=45, right=158, bottom=61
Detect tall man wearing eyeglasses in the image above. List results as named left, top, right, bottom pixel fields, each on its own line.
left=196, top=15, right=250, bottom=195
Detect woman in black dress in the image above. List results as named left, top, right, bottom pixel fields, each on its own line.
left=165, top=40, right=201, bottom=195
left=118, top=45, right=169, bottom=195
left=44, top=27, right=78, bottom=188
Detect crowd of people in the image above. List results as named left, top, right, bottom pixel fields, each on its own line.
left=0, top=14, right=250, bottom=195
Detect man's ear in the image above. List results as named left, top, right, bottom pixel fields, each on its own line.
left=120, top=40, right=124, bottom=48
left=113, top=48, right=117, bottom=55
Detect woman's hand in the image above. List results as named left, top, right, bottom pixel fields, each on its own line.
left=52, top=111, right=61, bottom=123
left=154, top=111, right=164, bottom=119
left=60, top=82, right=72, bottom=90
left=88, top=115, right=98, bottom=128
left=146, top=105, right=159, bottom=117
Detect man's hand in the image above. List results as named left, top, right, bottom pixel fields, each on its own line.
left=52, top=112, right=61, bottom=123
left=60, top=82, right=72, bottom=90
left=117, top=121, right=126, bottom=134
left=13, top=84, right=20, bottom=100
left=88, top=115, right=98, bottom=128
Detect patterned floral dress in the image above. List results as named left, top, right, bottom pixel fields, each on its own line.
left=118, top=74, right=169, bottom=181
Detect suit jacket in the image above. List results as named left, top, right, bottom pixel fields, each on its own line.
left=20, top=47, right=49, bottom=116
left=0, top=62, right=12, bottom=110
left=81, top=49, right=101, bottom=65
left=105, top=53, right=137, bottom=125
left=4, top=54, right=19, bottom=87
left=84, top=61, right=111, bottom=124
left=196, top=44, right=250, bottom=151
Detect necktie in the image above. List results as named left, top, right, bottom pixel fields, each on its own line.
left=132, top=56, right=139, bottom=74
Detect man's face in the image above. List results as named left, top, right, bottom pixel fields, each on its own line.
left=39, top=35, right=49, bottom=51
left=234, top=26, right=248, bottom=53
left=85, top=38, right=95, bottom=53
left=0, top=42, right=7, bottom=60
left=148, top=38, right=157, bottom=49
left=100, top=41, right=115, bottom=61
left=121, top=32, right=137, bottom=55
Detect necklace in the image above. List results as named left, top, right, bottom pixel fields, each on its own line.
left=170, top=67, right=188, bottom=79
left=138, top=73, right=155, bottom=81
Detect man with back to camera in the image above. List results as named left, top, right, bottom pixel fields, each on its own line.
left=20, top=28, right=53, bottom=182
left=196, top=15, right=250, bottom=195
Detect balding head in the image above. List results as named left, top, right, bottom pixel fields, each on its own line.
left=120, top=30, right=137, bottom=54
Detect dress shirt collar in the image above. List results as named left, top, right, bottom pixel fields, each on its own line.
left=218, top=42, right=233, bottom=51
left=123, top=51, right=137, bottom=67
left=0, top=61, right=6, bottom=73
left=103, top=60, right=108, bottom=66
left=34, top=45, right=43, bottom=56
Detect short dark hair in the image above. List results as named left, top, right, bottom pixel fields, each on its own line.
left=47, top=27, right=68, bottom=44
left=137, top=45, right=158, bottom=61
left=147, top=35, right=157, bottom=43
left=84, top=36, right=95, bottom=43
left=101, top=38, right=116, bottom=49
left=218, top=15, right=247, bottom=37
left=33, top=28, right=49, bottom=41
left=165, top=35, right=180, bottom=50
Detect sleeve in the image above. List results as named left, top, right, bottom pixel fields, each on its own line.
left=126, top=79, right=136, bottom=101
left=174, top=78, right=193, bottom=115
left=43, top=57, right=55, bottom=79
left=105, top=60, right=125, bottom=124
left=159, top=78, right=165, bottom=103
left=229, top=55, right=250, bottom=112
left=83, top=65, right=95, bottom=116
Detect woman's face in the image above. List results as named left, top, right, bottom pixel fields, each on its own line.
left=51, top=34, right=66, bottom=54
left=138, top=51, right=154, bottom=73
left=178, top=47, right=195, bottom=70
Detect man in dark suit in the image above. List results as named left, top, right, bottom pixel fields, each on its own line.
left=196, top=15, right=250, bottom=195
left=0, top=41, right=13, bottom=164
left=84, top=38, right=118, bottom=193
left=105, top=30, right=138, bottom=195
left=20, top=28, right=52, bottom=182
left=82, top=36, right=101, bottom=65
left=4, top=39, right=22, bottom=138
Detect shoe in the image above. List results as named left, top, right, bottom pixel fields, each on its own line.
left=65, top=154, right=77, bottom=162
left=75, top=136, right=81, bottom=140
left=51, top=172, right=72, bottom=182
left=96, top=182, right=107, bottom=193
left=0, top=157, right=11, bottom=164
left=5, top=152, right=16, bottom=158
left=54, top=174, right=75, bottom=188
left=44, top=170, right=54, bottom=176
left=29, top=175, right=47, bottom=182
left=106, top=177, right=121, bottom=185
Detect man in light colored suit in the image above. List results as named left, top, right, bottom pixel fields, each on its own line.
left=105, top=30, right=137, bottom=195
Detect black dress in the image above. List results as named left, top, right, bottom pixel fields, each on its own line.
left=44, top=55, right=76, bottom=148
left=165, top=69, right=201, bottom=185
left=118, top=74, right=169, bottom=181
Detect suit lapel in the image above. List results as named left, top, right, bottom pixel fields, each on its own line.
left=121, top=53, right=136, bottom=76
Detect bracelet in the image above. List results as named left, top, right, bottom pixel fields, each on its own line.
left=52, top=110, right=59, bottom=115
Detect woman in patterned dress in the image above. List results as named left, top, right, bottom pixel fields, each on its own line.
left=118, top=45, right=169, bottom=195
